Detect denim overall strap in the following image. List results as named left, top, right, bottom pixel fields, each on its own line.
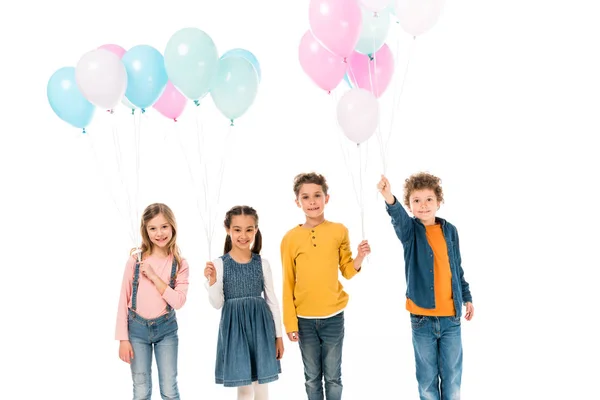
left=131, top=259, right=141, bottom=311
left=165, top=258, right=178, bottom=313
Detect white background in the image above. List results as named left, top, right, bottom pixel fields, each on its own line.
left=1, top=0, right=599, bottom=398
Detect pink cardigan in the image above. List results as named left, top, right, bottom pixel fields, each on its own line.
left=115, top=254, right=190, bottom=340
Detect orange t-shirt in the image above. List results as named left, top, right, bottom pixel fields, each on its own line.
left=406, top=224, right=455, bottom=316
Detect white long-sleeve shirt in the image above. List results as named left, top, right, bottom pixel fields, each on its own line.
left=204, top=257, right=283, bottom=337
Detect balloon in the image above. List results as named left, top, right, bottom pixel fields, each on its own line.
left=47, top=67, right=95, bottom=130
left=98, top=45, right=131, bottom=112
left=221, top=48, right=261, bottom=83
left=121, top=45, right=168, bottom=109
left=153, top=81, right=187, bottom=121
left=308, top=0, right=362, bottom=58
left=122, top=96, right=136, bottom=110
left=360, top=0, right=392, bottom=12
left=98, top=44, right=126, bottom=58
left=355, top=7, right=391, bottom=55
left=347, top=44, right=394, bottom=98
left=164, top=27, right=219, bottom=100
left=393, top=0, right=445, bottom=36
left=210, top=56, right=259, bottom=124
left=337, top=88, right=379, bottom=144
left=299, top=30, right=347, bottom=93
left=75, top=49, right=127, bottom=110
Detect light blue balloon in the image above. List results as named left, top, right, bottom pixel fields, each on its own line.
left=210, top=57, right=259, bottom=124
left=356, top=8, right=391, bottom=55
left=122, top=45, right=168, bottom=109
left=221, top=48, right=261, bottom=83
left=47, top=66, right=95, bottom=131
left=164, top=27, right=219, bottom=101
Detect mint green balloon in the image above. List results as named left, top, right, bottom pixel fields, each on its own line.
left=164, top=27, right=218, bottom=100
left=355, top=8, right=391, bottom=55
left=210, top=56, right=259, bottom=124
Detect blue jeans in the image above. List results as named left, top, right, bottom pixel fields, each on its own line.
left=298, top=312, right=344, bottom=400
left=411, top=314, right=462, bottom=400
left=128, top=309, right=180, bottom=400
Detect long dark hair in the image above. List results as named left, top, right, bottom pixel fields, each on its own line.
left=223, top=205, right=262, bottom=255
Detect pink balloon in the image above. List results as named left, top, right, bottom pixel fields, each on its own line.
left=153, top=81, right=187, bottom=121
left=308, top=0, right=362, bottom=59
left=299, top=30, right=347, bottom=93
left=98, top=44, right=126, bottom=59
left=347, top=44, right=394, bottom=98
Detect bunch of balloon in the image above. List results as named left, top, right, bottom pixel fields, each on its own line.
left=163, top=27, right=261, bottom=258
left=298, top=0, right=362, bottom=94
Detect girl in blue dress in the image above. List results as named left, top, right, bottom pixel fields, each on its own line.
left=204, top=205, right=284, bottom=400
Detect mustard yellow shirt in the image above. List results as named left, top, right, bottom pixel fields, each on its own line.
left=281, top=221, right=359, bottom=333
left=406, top=223, right=455, bottom=316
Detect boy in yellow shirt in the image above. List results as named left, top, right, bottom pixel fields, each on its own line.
left=281, top=172, right=370, bottom=400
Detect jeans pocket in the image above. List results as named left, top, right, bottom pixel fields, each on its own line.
left=449, top=316, right=461, bottom=325
left=410, top=314, right=426, bottom=330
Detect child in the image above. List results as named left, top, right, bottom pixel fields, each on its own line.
left=377, top=173, right=474, bottom=400
left=115, top=203, right=190, bottom=399
left=204, top=205, right=284, bottom=400
left=281, top=172, right=371, bottom=400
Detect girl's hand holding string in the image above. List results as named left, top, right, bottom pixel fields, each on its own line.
left=204, top=261, right=217, bottom=286
left=139, top=261, right=158, bottom=281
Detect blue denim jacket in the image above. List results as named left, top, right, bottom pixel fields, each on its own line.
left=385, top=197, right=472, bottom=317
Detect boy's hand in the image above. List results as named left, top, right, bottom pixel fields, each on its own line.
left=204, top=261, right=217, bottom=286
left=377, top=175, right=395, bottom=205
left=465, top=302, right=474, bottom=321
left=287, top=331, right=299, bottom=342
left=275, top=337, right=284, bottom=359
left=356, top=240, right=371, bottom=258
left=119, top=340, right=134, bottom=364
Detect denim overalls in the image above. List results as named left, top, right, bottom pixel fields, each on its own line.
left=127, top=258, right=180, bottom=400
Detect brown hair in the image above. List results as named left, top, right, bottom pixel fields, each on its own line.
left=403, top=172, right=444, bottom=208
left=293, top=172, right=329, bottom=197
left=223, top=205, right=262, bottom=255
left=131, top=203, right=182, bottom=271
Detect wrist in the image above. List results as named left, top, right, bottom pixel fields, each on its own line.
left=354, top=257, right=364, bottom=270
left=384, top=194, right=395, bottom=205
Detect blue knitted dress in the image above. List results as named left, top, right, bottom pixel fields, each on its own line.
left=215, top=253, right=281, bottom=387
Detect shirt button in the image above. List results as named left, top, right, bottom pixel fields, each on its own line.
left=313, top=244, right=317, bottom=247
left=312, top=236, right=315, bottom=239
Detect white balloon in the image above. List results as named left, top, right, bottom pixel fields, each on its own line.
left=393, top=0, right=445, bottom=37
left=337, top=88, right=379, bottom=144
left=76, top=49, right=127, bottom=110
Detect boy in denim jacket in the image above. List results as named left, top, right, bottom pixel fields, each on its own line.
left=378, top=173, right=473, bottom=400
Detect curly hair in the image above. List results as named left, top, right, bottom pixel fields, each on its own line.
left=403, top=172, right=444, bottom=208
left=293, top=172, right=329, bottom=197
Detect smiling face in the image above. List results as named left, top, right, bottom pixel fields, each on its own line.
left=296, top=183, right=329, bottom=220
left=146, top=213, right=173, bottom=249
left=226, top=214, right=257, bottom=252
left=408, top=189, right=440, bottom=226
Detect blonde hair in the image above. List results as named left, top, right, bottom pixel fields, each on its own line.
left=130, top=203, right=182, bottom=272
